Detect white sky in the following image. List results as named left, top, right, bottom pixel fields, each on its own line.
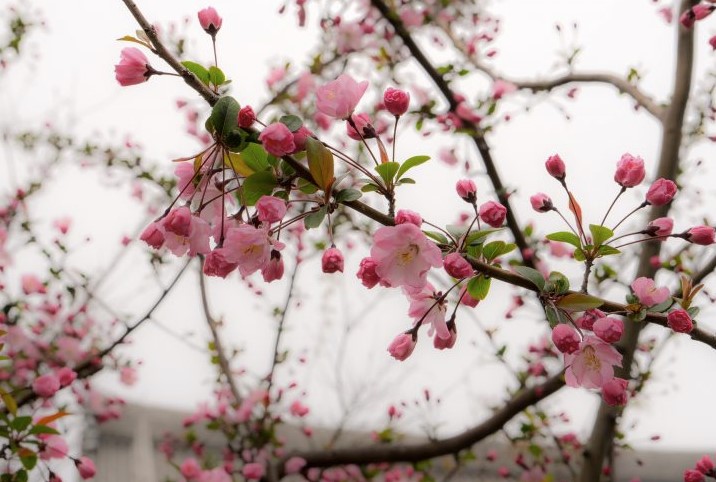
left=2, top=0, right=716, bottom=457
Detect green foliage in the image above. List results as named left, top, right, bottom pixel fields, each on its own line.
left=512, top=266, right=546, bottom=292
left=242, top=171, right=277, bottom=206
left=467, top=275, right=491, bottom=300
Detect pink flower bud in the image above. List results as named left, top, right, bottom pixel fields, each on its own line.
left=601, top=377, right=628, bottom=406
left=593, top=317, right=624, bottom=344
left=686, top=225, right=715, bottom=245
left=261, top=250, right=285, bottom=283
left=203, top=248, right=238, bottom=278
left=285, top=457, right=307, bottom=475
left=140, top=222, right=165, bottom=249
left=76, top=457, right=96, bottom=480
left=710, top=35, right=716, bottom=50
left=684, top=469, right=706, bottom=482
left=243, top=463, right=265, bottom=480
left=394, top=209, right=422, bottom=226
left=614, top=153, right=646, bottom=188
left=575, top=309, right=605, bottom=330
left=56, top=367, right=77, bottom=387
left=545, top=154, right=566, bottom=180
left=433, top=325, right=457, bottom=350
left=114, top=47, right=152, bottom=87
left=197, top=7, right=223, bottom=35
left=646, top=217, right=673, bottom=237
left=551, top=324, right=580, bottom=354
left=696, top=455, right=715, bottom=474
left=163, top=206, right=193, bottom=237
left=290, top=400, right=309, bottom=417
left=322, top=247, right=344, bottom=273
left=479, top=201, right=507, bottom=228
left=33, top=373, right=61, bottom=398
left=455, top=179, right=477, bottom=202
left=180, top=458, right=201, bottom=479
left=292, top=125, right=314, bottom=152
left=458, top=286, right=480, bottom=308
left=259, top=123, right=296, bottom=157
left=346, top=113, right=374, bottom=140
left=238, top=105, right=256, bottom=128
left=530, top=193, right=553, bottom=212
left=383, top=87, right=410, bottom=116
left=646, top=178, right=677, bottom=205
left=492, top=79, right=517, bottom=100
left=680, top=4, right=715, bottom=28
left=256, top=195, right=287, bottom=223
left=21, top=274, right=46, bottom=295
left=387, top=333, right=416, bottom=361
left=667, top=309, right=693, bottom=333
left=444, top=253, right=473, bottom=279
left=357, top=257, right=381, bottom=288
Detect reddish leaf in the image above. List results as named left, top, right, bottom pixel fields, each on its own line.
left=36, top=411, right=70, bottom=426
left=567, top=191, right=585, bottom=240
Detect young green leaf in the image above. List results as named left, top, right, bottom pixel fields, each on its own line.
left=513, top=266, right=546, bottom=292
left=467, top=275, right=491, bottom=300
left=181, top=60, right=210, bottom=85
left=305, top=138, right=335, bottom=191
left=375, top=162, right=400, bottom=185
left=279, top=115, right=303, bottom=132
left=589, top=224, right=614, bottom=247
left=556, top=293, right=604, bottom=311
left=242, top=171, right=277, bottom=206
left=210, top=96, right=241, bottom=140
left=546, top=231, right=581, bottom=249
left=334, top=188, right=362, bottom=203
left=396, top=155, right=430, bottom=179
left=208, top=66, right=226, bottom=86
left=304, top=206, right=327, bottom=229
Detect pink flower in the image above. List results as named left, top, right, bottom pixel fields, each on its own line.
left=455, top=101, right=481, bottom=123
left=545, top=154, right=566, bottom=180
left=387, top=333, right=416, bottom=361
left=163, top=206, right=192, bottom=237
left=680, top=4, right=715, bottom=28
left=530, top=193, right=553, bottom=213
left=120, top=366, right=138, bottom=386
left=223, top=225, right=272, bottom=277
left=33, top=373, right=61, bottom=398
left=667, top=309, right=693, bottom=333
left=614, top=153, right=646, bottom=188
left=646, top=217, right=673, bottom=237
left=458, top=286, right=480, bottom=308
left=115, top=47, right=151, bottom=86
left=322, top=247, right=344, bottom=273
left=433, top=324, right=457, bottom=350
left=456, top=179, right=477, bottom=202
left=285, top=457, right=307, bottom=475
left=259, top=123, right=296, bottom=157
left=394, top=209, right=422, bottom=227
left=203, top=248, right=239, bottom=278
left=290, top=400, right=310, bottom=417
left=346, top=113, right=373, bottom=140
left=564, top=336, right=622, bottom=389
left=243, top=463, right=265, bottom=480
left=256, top=195, right=287, bottom=223
left=316, top=74, right=369, bottom=119
left=180, top=458, right=202, bottom=480
left=199, top=468, right=231, bottom=482
left=684, top=469, right=706, bottom=482
left=40, top=435, right=68, bottom=460
left=593, top=317, right=624, bottom=344
left=551, top=324, right=580, bottom=354
left=601, top=377, right=628, bottom=406
left=261, top=251, right=284, bottom=282
left=696, top=455, right=714, bottom=474
left=21, top=274, right=46, bottom=295
left=140, top=221, right=165, bottom=249
left=479, top=201, right=507, bottom=228
left=76, top=457, right=96, bottom=480
left=686, top=226, right=715, bottom=245
left=405, top=283, right=449, bottom=339
left=162, top=209, right=211, bottom=257
left=492, top=79, right=517, bottom=100
left=53, top=217, right=72, bottom=235
left=357, top=257, right=381, bottom=289
left=56, top=367, right=77, bottom=387
left=710, top=35, right=716, bottom=51
left=444, top=253, right=473, bottom=279
left=383, top=87, right=410, bottom=116
left=370, top=223, right=443, bottom=289
left=292, top=125, right=314, bottom=151
left=238, top=105, right=256, bottom=128
left=631, top=277, right=670, bottom=307
left=439, top=148, right=459, bottom=166
left=659, top=6, right=673, bottom=23
left=646, top=178, right=677, bottom=206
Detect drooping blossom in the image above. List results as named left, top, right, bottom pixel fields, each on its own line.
left=76, top=457, right=97, bottom=480
left=696, top=455, right=715, bottom=474
left=197, top=7, right=222, bottom=34
left=356, top=257, right=381, bottom=289
left=370, top=223, right=442, bottom=289
left=223, top=225, right=272, bottom=277
left=479, top=201, right=507, bottom=228
left=316, top=74, right=369, bottom=119
left=321, top=247, right=344, bottom=273
left=458, top=286, right=480, bottom=308
left=256, top=195, right=287, bottom=224
left=443, top=252, right=473, bottom=279
left=564, top=336, right=623, bottom=389
left=115, top=47, right=152, bottom=86
left=680, top=4, right=715, bottom=28
left=394, top=209, right=422, bottom=227
left=551, top=324, right=580, bottom=354
left=290, top=400, right=310, bottom=417
left=684, top=470, right=706, bottom=482
left=40, top=435, right=69, bottom=460
left=261, top=250, right=285, bottom=282
left=404, top=283, right=449, bottom=340
left=601, top=377, right=628, bottom=406
left=646, top=178, right=677, bottom=206
left=667, top=309, right=693, bottom=333
left=346, top=113, right=373, bottom=140
left=203, top=248, right=239, bottom=278
left=162, top=209, right=211, bottom=257
left=593, top=317, right=624, bottom=343
left=433, top=324, right=457, bottom=350
left=614, top=153, right=646, bottom=188
left=545, top=154, right=565, bottom=180
left=631, top=277, right=670, bottom=307
left=383, top=87, right=410, bottom=116
left=259, top=122, right=295, bottom=157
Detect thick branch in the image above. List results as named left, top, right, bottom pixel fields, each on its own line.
left=370, top=0, right=534, bottom=268
left=278, top=374, right=564, bottom=475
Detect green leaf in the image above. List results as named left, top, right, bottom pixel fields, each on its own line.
left=546, top=231, right=581, bottom=249
left=239, top=143, right=270, bottom=172
left=297, top=178, right=318, bottom=194
left=544, top=304, right=560, bottom=328
left=334, top=189, right=362, bottom=203
left=687, top=306, right=700, bottom=318
left=597, top=245, right=620, bottom=257
left=10, top=416, right=32, bottom=432
left=305, top=138, right=335, bottom=191
left=360, top=183, right=380, bottom=193
left=589, top=224, right=614, bottom=247
left=375, top=162, right=400, bottom=185
left=223, top=128, right=248, bottom=151
left=279, top=115, right=303, bottom=132
left=424, top=231, right=449, bottom=245
left=304, top=207, right=326, bottom=229
left=28, top=425, right=60, bottom=436
left=464, top=228, right=503, bottom=246
left=467, top=275, right=491, bottom=300
left=556, top=293, right=604, bottom=311
left=208, top=66, right=226, bottom=86
left=14, top=469, right=28, bottom=482
left=513, top=266, right=546, bottom=292
left=181, top=60, right=210, bottom=85
left=0, top=389, right=17, bottom=415
left=397, top=177, right=416, bottom=185
left=210, top=96, right=241, bottom=140
left=396, top=155, right=430, bottom=180
left=19, top=452, right=37, bottom=471
left=573, top=248, right=586, bottom=262
left=446, top=224, right=468, bottom=240
left=242, top=171, right=277, bottom=206
left=482, top=241, right=516, bottom=260
left=546, top=271, right=570, bottom=294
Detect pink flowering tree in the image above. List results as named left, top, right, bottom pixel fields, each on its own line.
left=3, top=1, right=716, bottom=482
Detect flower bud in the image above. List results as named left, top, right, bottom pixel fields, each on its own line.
left=685, top=226, right=715, bottom=245
left=434, top=324, right=457, bottom=350
left=357, top=257, right=381, bottom=288
left=383, top=87, right=410, bottom=116
left=456, top=179, right=477, bottom=203
left=614, top=153, right=645, bottom=188
left=593, top=317, right=624, bottom=343
left=197, top=7, right=223, bottom=35
left=667, top=309, right=693, bottom=333
left=238, top=105, right=256, bottom=128
left=645, top=178, right=677, bottom=206
left=551, top=324, right=580, bottom=354
left=645, top=217, right=673, bottom=237
left=575, top=309, right=605, bottom=330
left=256, top=195, right=287, bottom=224
left=545, top=154, right=566, bottom=180
left=394, top=209, right=422, bottom=227
left=387, top=333, right=416, bottom=361
left=322, top=247, right=344, bottom=273
left=444, top=253, right=473, bottom=279
left=346, top=113, right=374, bottom=140
left=530, top=193, right=553, bottom=213
left=601, top=378, right=628, bottom=406
left=259, top=122, right=296, bottom=157
left=33, top=373, right=61, bottom=398
left=479, top=201, right=507, bottom=228
left=76, top=457, right=97, bottom=480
